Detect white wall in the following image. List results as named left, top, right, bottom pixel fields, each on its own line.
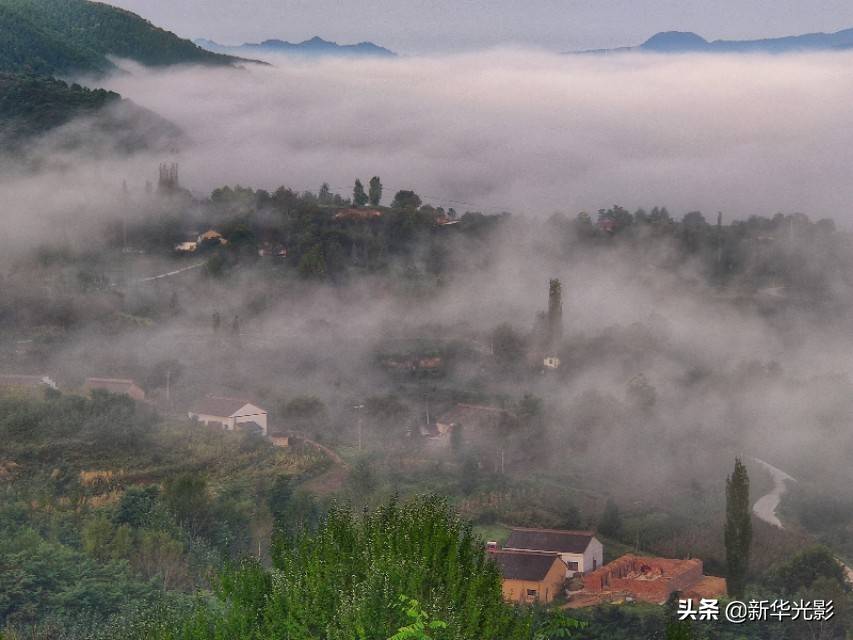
left=559, top=537, right=603, bottom=576
left=584, top=538, right=604, bottom=573
left=189, top=404, right=268, bottom=436
left=189, top=412, right=235, bottom=430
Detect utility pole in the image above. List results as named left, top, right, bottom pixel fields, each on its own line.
left=165, top=369, right=171, bottom=409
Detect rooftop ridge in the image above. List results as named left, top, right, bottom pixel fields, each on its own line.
left=490, top=548, right=562, bottom=557
left=509, top=527, right=596, bottom=536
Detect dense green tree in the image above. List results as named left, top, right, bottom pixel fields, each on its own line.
left=298, top=244, right=326, bottom=278
left=318, top=182, right=332, bottom=204
left=598, top=499, right=622, bottom=538
left=389, top=596, right=448, bottom=640
left=392, top=190, right=422, bottom=210
left=724, top=458, right=752, bottom=599
left=766, top=545, right=846, bottom=596
left=353, top=178, right=369, bottom=207
left=113, top=485, right=160, bottom=528
left=532, top=610, right=587, bottom=639
left=681, top=211, right=707, bottom=227
left=369, top=176, right=383, bottom=206
left=267, top=475, right=294, bottom=525
left=163, top=474, right=211, bottom=538
left=155, top=496, right=531, bottom=639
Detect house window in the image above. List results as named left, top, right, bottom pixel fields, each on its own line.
left=567, top=561, right=579, bottom=571
left=526, top=589, right=538, bottom=598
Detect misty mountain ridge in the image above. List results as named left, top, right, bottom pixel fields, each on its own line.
left=195, top=35, right=397, bottom=58
left=579, top=26, right=853, bottom=54
left=0, top=73, right=180, bottom=153
left=0, top=0, right=240, bottom=77
left=0, top=0, right=253, bottom=147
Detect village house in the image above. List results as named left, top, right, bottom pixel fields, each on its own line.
left=174, top=241, right=198, bottom=254
left=489, top=549, right=567, bottom=604
left=543, top=356, right=561, bottom=370
left=504, top=528, right=604, bottom=577
left=197, top=229, right=228, bottom=247
left=188, top=395, right=269, bottom=436
left=84, top=378, right=146, bottom=401
left=577, top=554, right=727, bottom=606
left=0, top=374, right=58, bottom=393
left=257, top=242, right=288, bottom=258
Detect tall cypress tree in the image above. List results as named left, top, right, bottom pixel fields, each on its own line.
left=368, top=176, right=383, bottom=206
left=724, top=457, right=752, bottom=598
left=353, top=178, right=369, bottom=207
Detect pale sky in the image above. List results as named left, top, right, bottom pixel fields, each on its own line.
left=105, top=0, right=853, bottom=54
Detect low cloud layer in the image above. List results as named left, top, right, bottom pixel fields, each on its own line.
left=5, top=50, right=853, bottom=503
left=87, top=50, right=853, bottom=223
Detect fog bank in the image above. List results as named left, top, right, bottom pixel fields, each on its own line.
left=96, top=50, right=853, bottom=222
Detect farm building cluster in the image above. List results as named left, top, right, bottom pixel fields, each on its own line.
left=0, top=373, right=282, bottom=444
left=488, top=528, right=725, bottom=607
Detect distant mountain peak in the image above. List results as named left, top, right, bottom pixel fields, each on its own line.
left=641, top=31, right=709, bottom=51
left=576, top=26, right=853, bottom=55
left=195, top=36, right=396, bottom=58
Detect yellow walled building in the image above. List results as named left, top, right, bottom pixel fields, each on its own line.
left=490, top=549, right=567, bottom=604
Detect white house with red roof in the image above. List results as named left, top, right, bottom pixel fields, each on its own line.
left=188, top=396, right=268, bottom=436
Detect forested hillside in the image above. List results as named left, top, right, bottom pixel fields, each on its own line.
left=0, top=0, right=245, bottom=145
left=0, top=0, right=237, bottom=76
left=0, top=73, right=116, bottom=140
left=0, top=390, right=327, bottom=634
left=0, top=73, right=179, bottom=150
left=0, top=4, right=107, bottom=76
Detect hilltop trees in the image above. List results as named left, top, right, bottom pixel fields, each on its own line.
left=319, top=182, right=332, bottom=204
left=724, top=458, right=752, bottom=599
left=392, top=189, right=422, bottom=210
left=369, top=176, right=383, bottom=206
left=353, top=178, right=369, bottom=207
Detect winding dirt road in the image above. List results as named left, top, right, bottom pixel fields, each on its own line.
left=751, top=457, right=853, bottom=582
left=751, top=457, right=795, bottom=528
